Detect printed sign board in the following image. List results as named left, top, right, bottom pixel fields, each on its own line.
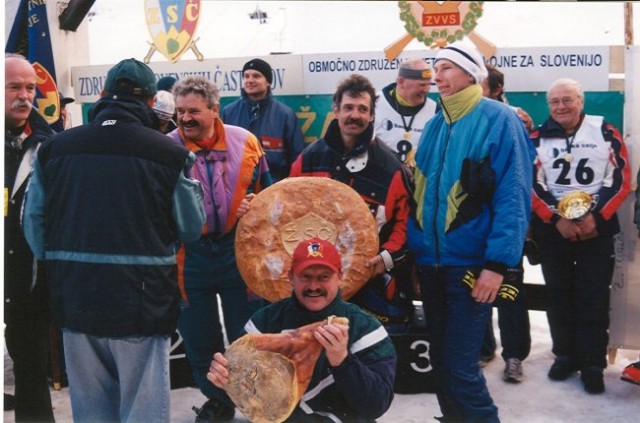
left=71, top=46, right=611, bottom=104
left=302, top=46, right=610, bottom=94
left=72, top=54, right=303, bottom=103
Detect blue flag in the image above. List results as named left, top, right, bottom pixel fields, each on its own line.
left=6, top=0, right=63, bottom=132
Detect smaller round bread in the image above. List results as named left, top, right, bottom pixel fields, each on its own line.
left=235, top=177, right=379, bottom=302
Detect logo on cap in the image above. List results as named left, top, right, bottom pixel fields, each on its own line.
left=307, top=242, right=324, bottom=258
left=291, top=237, right=341, bottom=275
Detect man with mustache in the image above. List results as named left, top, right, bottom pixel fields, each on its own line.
left=167, top=76, right=272, bottom=422
left=207, top=237, right=396, bottom=422
left=290, top=74, right=413, bottom=334
left=4, top=53, right=56, bottom=422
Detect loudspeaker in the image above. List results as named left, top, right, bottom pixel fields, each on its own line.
left=59, top=0, right=96, bottom=32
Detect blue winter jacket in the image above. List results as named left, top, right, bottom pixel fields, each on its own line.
left=408, top=97, right=534, bottom=273
left=221, top=89, right=305, bottom=182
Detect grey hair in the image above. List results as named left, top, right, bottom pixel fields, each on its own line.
left=547, top=78, right=584, bottom=101
left=172, top=76, right=220, bottom=109
left=400, top=58, right=428, bottom=71
left=5, top=52, right=27, bottom=61
left=5, top=53, right=31, bottom=69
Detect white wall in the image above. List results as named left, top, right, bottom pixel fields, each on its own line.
left=609, top=45, right=640, bottom=351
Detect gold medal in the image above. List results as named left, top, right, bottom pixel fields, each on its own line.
left=557, top=191, right=592, bottom=220
left=564, top=153, right=573, bottom=162
left=403, top=131, right=411, bottom=140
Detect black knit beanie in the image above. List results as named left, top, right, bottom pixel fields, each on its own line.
left=242, top=58, right=273, bottom=84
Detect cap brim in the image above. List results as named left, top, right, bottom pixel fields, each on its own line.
left=61, top=98, right=75, bottom=105
left=154, top=111, right=174, bottom=121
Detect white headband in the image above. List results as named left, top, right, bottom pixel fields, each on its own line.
left=435, top=43, right=488, bottom=84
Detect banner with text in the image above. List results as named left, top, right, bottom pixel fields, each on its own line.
left=71, top=45, right=611, bottom=103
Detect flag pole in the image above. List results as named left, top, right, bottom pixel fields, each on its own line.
left=624, top=2, right=634, bottom=46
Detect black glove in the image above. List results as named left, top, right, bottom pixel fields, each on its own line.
left=523, top=239, right=540, bottom=266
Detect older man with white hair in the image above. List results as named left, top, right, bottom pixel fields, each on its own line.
left=408, top=42, right=534, bottom=422
left=531, top=78, right=630, bottom=394
left=4, top=52, right=56, bottom=422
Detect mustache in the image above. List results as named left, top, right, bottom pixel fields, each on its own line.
left=302, top=288, right=326, bottom=297
left=11, top=99, right=33, bottom=111
left=179, top=120, right=198, bottom=127
left=345, top=118, right=365, bottom=126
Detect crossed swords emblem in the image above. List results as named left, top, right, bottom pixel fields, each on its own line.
left=143, top=38, right=204, bottom=64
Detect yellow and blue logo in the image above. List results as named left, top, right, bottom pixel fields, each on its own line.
left=33, top=62, right=60, bottom=125
left=144, top=0, right=203, bottom=63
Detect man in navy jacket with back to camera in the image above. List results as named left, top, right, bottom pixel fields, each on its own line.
left=24, top=58, right=205, bottom=423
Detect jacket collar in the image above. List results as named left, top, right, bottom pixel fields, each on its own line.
left=439, top=84, right=483, bottom=123
left=539, top=113, right=585, bottom=138
left=179, top=117, right=226, bottom=153
left=291, top=291, right=343, bottom=325
left=7, top=110, right=54, bottom=199
left=88, top=94, right=160, bottom=130
left=241, top=88, right=273, bottom=108
left=324, top=119, right=374, bottom=159
left=382, top=82, right=427, bottom=115
left=5, top=109, right=54, bottom=151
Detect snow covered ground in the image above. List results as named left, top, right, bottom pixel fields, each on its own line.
left=3, top=261, right=638, bottom=422
left=4, top=307, right=639, bottom=422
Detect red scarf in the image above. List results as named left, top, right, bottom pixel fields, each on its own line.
left=179, top=117, right=226, bottom=152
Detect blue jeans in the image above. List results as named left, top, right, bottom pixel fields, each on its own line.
left=417, top=265, right=499, bottom=423
left=177, top=234, right=263, bottom=403
left=63, top=331, right=170, bottom=423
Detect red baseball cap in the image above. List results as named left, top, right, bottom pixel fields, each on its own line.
left=291, top=238, right=342, bottom=275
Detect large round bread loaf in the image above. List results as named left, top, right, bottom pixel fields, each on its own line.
left=235, top=177, right=379, bottom=302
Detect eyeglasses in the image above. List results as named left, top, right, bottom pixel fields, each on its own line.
left=548, top=97, right=578, bottom=107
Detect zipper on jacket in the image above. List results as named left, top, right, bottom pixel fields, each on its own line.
left=433, top=103, right=454, bottom=267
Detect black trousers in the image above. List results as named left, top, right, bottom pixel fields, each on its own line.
left=5, top=280, right=55, bottom=423
left=534, top=224, right=614, bottom=370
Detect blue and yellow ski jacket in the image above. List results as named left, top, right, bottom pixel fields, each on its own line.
left=408, top=97, right=534, bottom=274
